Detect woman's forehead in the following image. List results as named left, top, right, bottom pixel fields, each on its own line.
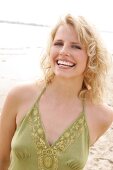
left=54, top=24, right=79, bottom=41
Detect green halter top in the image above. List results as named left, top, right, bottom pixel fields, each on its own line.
left=8, top=87, right=90, bottom=170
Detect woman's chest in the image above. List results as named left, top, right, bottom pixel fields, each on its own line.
left=39, top=104, right=83, bottom=145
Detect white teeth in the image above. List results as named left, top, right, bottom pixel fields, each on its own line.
left=57, top=60, right=75, bottom=67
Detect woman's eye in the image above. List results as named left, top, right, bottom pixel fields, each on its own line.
left=71, top=45, right=82, bottom=49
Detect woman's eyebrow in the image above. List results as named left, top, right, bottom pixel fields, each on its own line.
left=71, top=42, right=81, bottom=45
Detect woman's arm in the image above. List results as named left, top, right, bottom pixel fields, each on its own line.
left=0, top=87, right=20, bottom=170
left=87, top=103, right=113, bottom=146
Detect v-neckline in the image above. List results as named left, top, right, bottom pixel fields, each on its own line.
left=37, top=106, right=84, bottom=148
left=36, top=87, right=85, bottom=148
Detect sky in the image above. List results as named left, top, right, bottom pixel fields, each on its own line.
left=0, top=0, right=113, bottom=51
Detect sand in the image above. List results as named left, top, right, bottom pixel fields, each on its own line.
left=0, top=47, right=113, bottom=170
left=84, top=124, right=113, bottom=170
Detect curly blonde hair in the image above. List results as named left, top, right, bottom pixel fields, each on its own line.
left=41, top=14, right=112, bottom=104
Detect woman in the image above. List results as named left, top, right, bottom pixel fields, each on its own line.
left=0, top=14, right=113, bottom=170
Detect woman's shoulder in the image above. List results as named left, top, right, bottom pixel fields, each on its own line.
left=2, top=80, right=45, bottom=115
left=90, top=102, right=113, bottom=131
left=93, top=103, right=113, bottom=124
left=87, top=101, right=113, bottom=123
left=7, top=80, right=45, bottom=101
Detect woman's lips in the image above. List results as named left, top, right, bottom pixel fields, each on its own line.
left=56, top=59, right=76, bottom=67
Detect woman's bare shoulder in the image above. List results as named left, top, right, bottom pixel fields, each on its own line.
left=1, top=80, right=45, bottom=118
left=94, top=103, right=113, bottom=125
left=6, top=80, right=45, bottom=101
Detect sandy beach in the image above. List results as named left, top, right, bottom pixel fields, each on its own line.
left=84, top=124, right=113, bottom=170
left=0, top=47, right=113, bottom=170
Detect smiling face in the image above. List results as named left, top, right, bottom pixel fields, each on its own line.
left=49, top=24, right=88, bottom=80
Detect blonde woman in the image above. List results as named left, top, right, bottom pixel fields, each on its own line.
left=0, top=14, right=113, bottom=170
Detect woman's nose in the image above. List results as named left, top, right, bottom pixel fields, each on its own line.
left=59, top=46, right=70, bottom=56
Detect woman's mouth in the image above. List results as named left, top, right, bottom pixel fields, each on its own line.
left=56, top=59, right=76, bottom=68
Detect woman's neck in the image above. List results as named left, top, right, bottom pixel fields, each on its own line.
left=47, top=76, right=83, bottom=100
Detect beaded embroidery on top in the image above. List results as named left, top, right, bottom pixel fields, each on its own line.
left=29, top=104, right=87, bottom=170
